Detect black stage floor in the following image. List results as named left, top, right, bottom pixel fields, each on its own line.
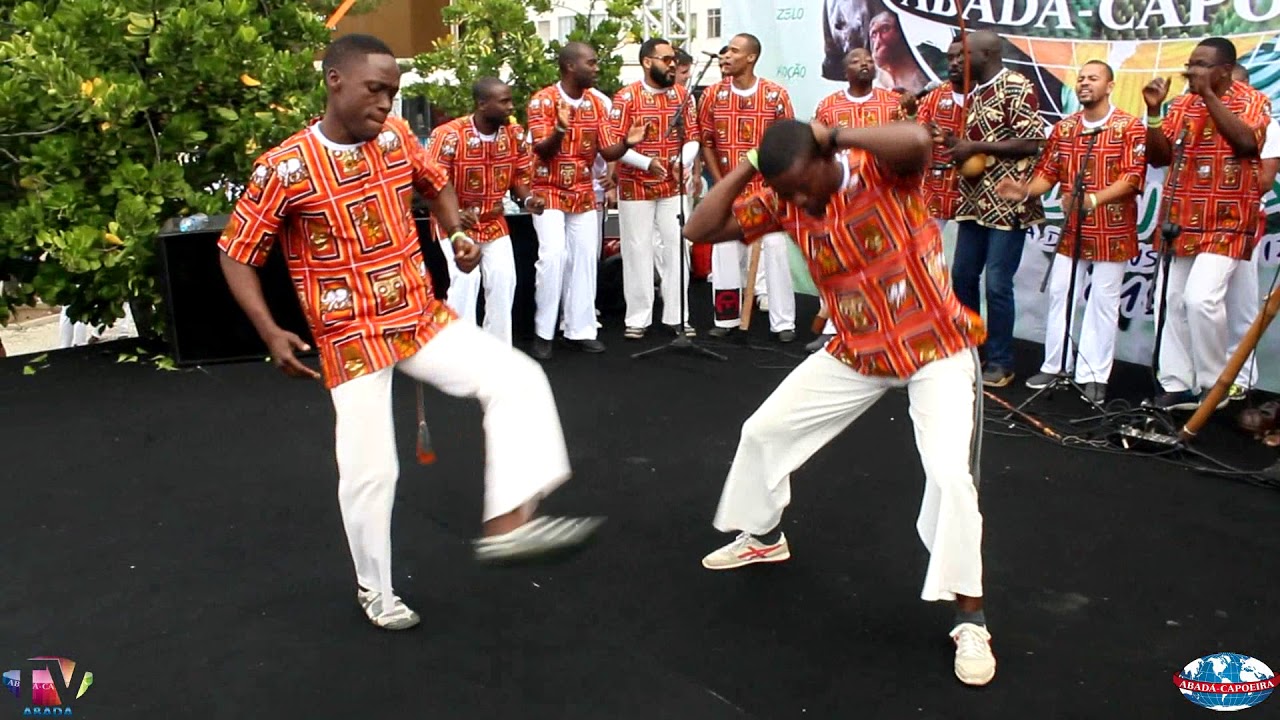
left=5, top=289, right=1280, bottom=719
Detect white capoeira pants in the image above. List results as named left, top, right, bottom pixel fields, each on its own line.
left=710, top=232, right=796, bottom=331
left=329, top=322, right=572, bottom=602
left=1039, top=257, right=1127, bottom=384
left=439, top=235, right=517, bottom=345
left=619, top=197, right=688, bottom=328
left=533, top=208, right=600, bottom=341
left=711, top=349, right=984, bottom=602
left=1155, top=252, right=1247, bottom=394
left=1226, top=244, right=1260, bottom=389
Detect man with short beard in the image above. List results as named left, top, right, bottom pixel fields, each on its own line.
left=995, top=61, right=1145, bottom=403
left=916, top=40, right=966, bottom=228
left=611, top=38, right=701, bottom=338
left=425, top=78, right=544, bottom=345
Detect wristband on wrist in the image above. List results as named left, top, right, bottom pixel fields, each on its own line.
left=745, top=148, right=759, bottom=170
left=1146, top=116, right=1163, bottom=128
left=450, top=231, right=468, bottom=243
left=1088, top=193, right=1099, bottom=211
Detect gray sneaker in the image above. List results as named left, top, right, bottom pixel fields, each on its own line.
left=1082, top=382, right=1107, bottom=404
left=1024, top=372, right=1061, bottom=389
left=806, top=334, right=834, bottom=353
left=357, top=588, right=420, bottom=631
left=474, top=515, right=605, bottom=565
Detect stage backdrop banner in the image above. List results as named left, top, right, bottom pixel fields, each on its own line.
left=723, top=0, right=1280, bottom=390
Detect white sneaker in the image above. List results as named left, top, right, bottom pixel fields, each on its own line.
left=357, top=588, right=420, bottom=631
left=950, top=622, right=996, bottom=686
left=701, top=531, right=790, bottom=570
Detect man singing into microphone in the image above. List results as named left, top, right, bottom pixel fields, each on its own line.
left=1143, top=37, right=1271, bottom=411
left=994, top=61, right=1144, bottom=403
left=611, top=38, right=700, bottom=338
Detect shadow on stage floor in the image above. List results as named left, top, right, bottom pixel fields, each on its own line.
left=3, top=289, right=1278, bottom=719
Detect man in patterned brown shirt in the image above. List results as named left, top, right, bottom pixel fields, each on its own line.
left=948, top=31, right=1045, bottom=388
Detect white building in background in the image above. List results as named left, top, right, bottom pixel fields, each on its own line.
left=527, top=0, right=725, bottom=86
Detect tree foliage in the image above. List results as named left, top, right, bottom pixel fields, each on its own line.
left=0, top=0, right=331, bottom=331
left=409, top=0, right=643, bottom=124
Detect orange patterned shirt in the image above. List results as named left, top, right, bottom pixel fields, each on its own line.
left=915, top=85, right=965, bottom=220
left=218, top=117, right=457, bottom=389
left=609, top=80, right=699, bottom=201
left=1033, top=108, right=1146, bottom=263
left=812, top=87, right=903, bottom=129
left=733, top=151, right=985, bottom=378
left=1160, top=81, right=1270, bottom=260
left=527, top=83, right=620, bottom=214
left=424, top=116, right=532, bottom=243
left=698, top=78, right=794, bottom=199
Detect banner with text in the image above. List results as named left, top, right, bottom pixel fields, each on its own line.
left=724, top=0, right=1280, bottom=390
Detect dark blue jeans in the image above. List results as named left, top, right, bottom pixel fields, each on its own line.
left=952, top=220, right=1026, bottom=371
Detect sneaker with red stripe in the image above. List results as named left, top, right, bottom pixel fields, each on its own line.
left=701, top=531, right=791, bottom=570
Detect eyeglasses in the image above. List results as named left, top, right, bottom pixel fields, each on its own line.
left=649, top=54, right=677, bottom=63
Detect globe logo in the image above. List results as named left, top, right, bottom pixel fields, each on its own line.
left=1173, top=653, right=1276, bottom=711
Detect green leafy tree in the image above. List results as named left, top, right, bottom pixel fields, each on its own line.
left=409, top=0, right=643, bottom=125
left=0, top=0, right=332, bottom=334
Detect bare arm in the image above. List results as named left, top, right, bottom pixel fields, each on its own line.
left=1145, top=124, right=1173, bottom=168
left=828, top=121, right=932, bottom=177
left=219, top=252, right=319, bottom=379
left=1261, top=158, right=1278, bottom=191
left=1204, top=91, right=1259, bottom=157
left=701, top=143, right=723, bottom=183
left=684, top=161, right=756, bottom=244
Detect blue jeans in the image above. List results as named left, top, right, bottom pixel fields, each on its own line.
left=952, top=221, right=1026, bottom=370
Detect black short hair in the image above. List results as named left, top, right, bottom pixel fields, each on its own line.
left=675, top=48, right=693, bottom=66
left=472, top=77, right=507, bottom=103
left=735, top=33, right=762, bottom=57
left=718, top=44, right=730, bottom=55
left=639, top=37, right=670, bottom=63
left=559, top=41, right=592, bottom=72
left=758, top=119, right=818, bottom=179
left=322, top=34, right=395, bottom=73
left=1198, top=36, right=1238, bottom=66
left=1083, top=59, right=1114, bottom=81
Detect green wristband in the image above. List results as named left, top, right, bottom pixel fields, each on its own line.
left=745, top=148, right=759, bottom=170
left=450, top=231, right=468, bottom=243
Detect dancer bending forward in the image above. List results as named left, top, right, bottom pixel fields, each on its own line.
left=684, top=118, right=996, bottom=686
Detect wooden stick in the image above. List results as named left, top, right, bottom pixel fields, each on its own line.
left=325, top=0, right=360, bottom=29
left=740, top=240, right=762, bottom=331
left=1181, top=281, right=1280, bottom=441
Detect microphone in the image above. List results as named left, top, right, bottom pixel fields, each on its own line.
left=1080, top=125, right=1104, bottom=136
left=700, top=50, right=721, bottom=58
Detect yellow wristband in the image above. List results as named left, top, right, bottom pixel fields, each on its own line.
left=745, top=148, right=759, bottom=170
left=1147, top=117, right=1163, bottom=129
left=450, top=231, right=468, bottom=243
left=1088, top=193, right=1099, bottom=211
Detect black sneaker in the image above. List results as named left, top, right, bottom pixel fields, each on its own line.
left=1146, top=390, right=1199, bottom=411
left=566, top=338, right=605, bottom=353
left=530, top=337, right=553, bottom=360
left=708, top=327, right=732, bottom=338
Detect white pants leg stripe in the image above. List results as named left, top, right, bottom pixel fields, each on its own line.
left=712, top=349, right=983, bottom=601
left=330, top=323, right=572, bottom=601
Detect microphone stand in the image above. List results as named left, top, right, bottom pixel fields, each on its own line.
left=1146, top=120, right=1190, bottom=389
left=634, top=51, right=727, bottom=362
left=1011, top=126, right=1107, bottom=416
